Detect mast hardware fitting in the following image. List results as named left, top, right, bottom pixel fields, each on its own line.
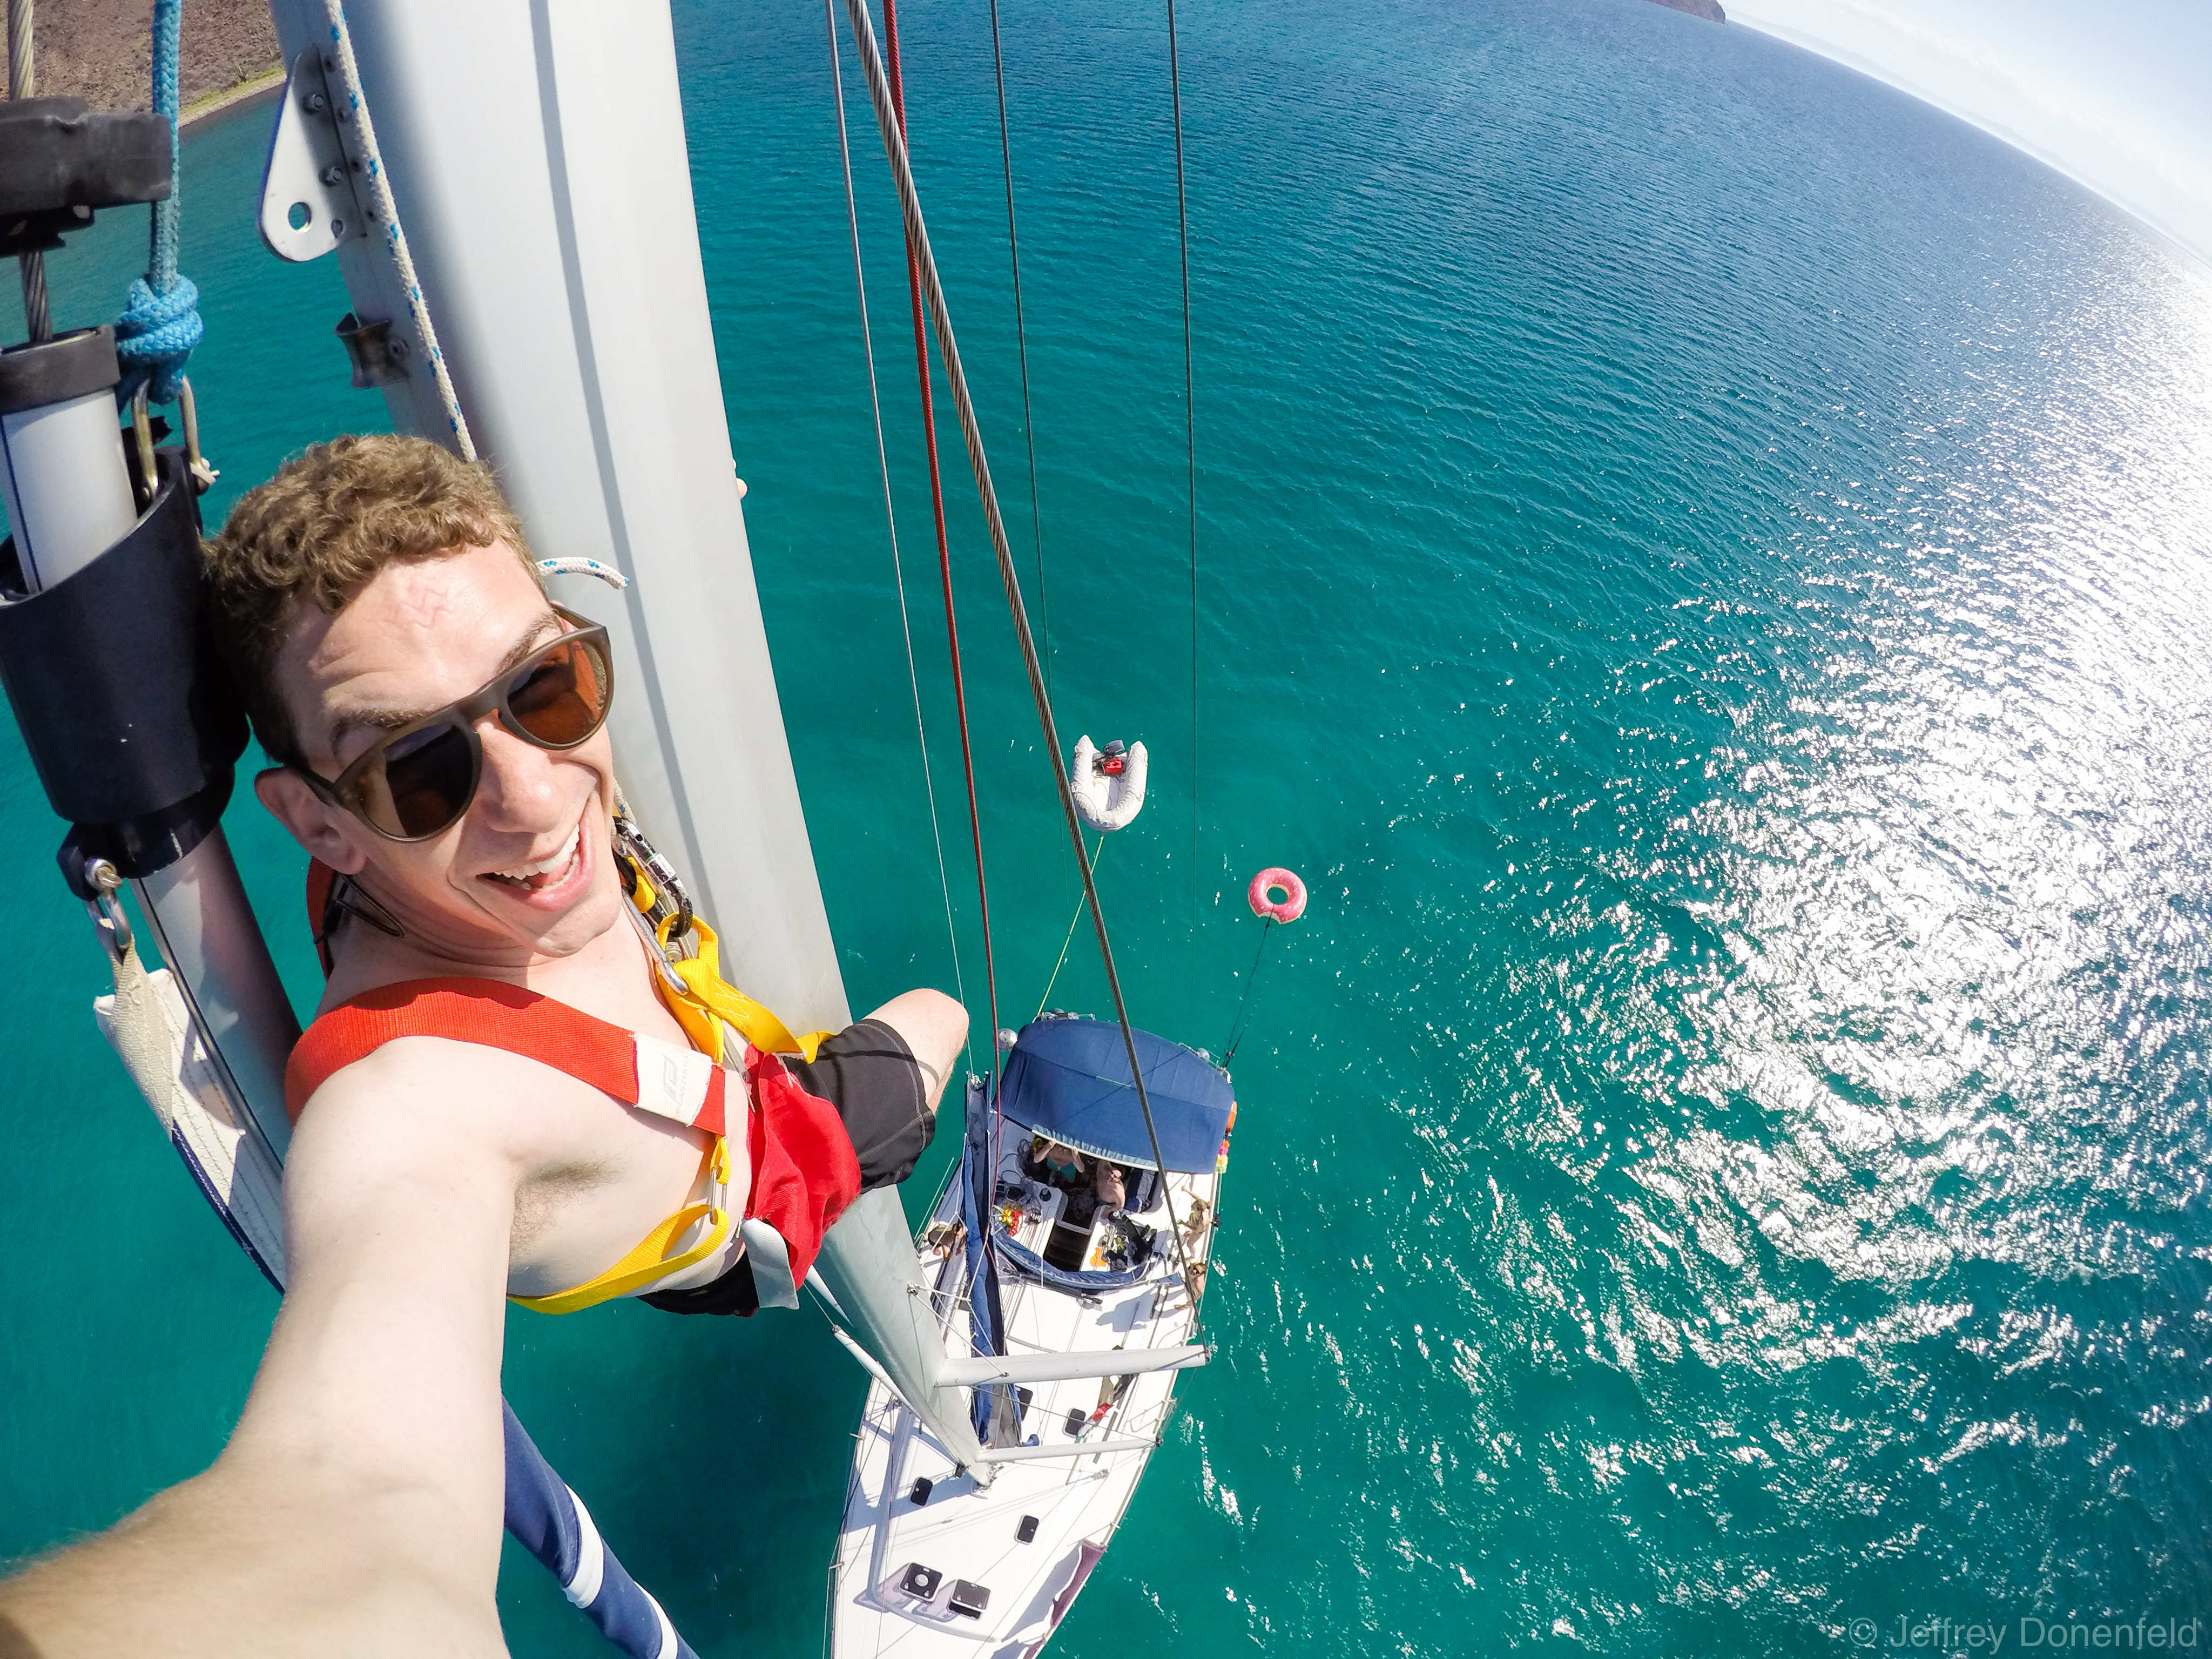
left=335, top=312, right=409, bottom=388
left=80, top=855, right=133, bottom=961
left=0, top=323, right=120, bottom=407
left=259, top=48, right=371, bottom=264
left=0, top=448, right=247, bottom=893
left=0, top=97, right=170, bottom=259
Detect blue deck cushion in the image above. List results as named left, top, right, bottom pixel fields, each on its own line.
left=999, top=1019, right=1232, bottom=1172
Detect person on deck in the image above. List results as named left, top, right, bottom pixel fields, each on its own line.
left=1030, top=1134, right=1088, bottom=1188
left=0, top=434, right=966, bottom=1657
left=1026, top=1136, right=1129, bottom=1218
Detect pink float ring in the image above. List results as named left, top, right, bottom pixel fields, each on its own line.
left=1247, top=866, right=1307, bottom=924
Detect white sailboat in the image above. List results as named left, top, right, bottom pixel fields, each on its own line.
left=828, top=1017, right=1236, bottom=1656
left=801, top=5, right=1245, bottom=1643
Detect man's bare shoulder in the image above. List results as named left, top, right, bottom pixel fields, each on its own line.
left=288, top=1022, right=716, bottom=1301
left=296, top=1036, right=569, bottom=1157
left=293, top=1031, right=658, bottom=1200
left=281, top=1040, right=552, bottom=1254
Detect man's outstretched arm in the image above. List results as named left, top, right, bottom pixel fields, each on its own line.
left=0, top=1054, right=516, bottom=1658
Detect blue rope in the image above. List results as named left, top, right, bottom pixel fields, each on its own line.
left=148, top=0, right=181, bottom=290
left=114, top=0, right=201, bottom=405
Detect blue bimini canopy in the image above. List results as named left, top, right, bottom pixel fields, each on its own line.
left=999, top=1018, right=1233, bottom=1173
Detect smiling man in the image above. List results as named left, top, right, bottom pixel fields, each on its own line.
left=0, top=434, right=965, bottom=1654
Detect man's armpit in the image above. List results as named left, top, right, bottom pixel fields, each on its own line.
left=510, top=1160, right=615, bottom=1256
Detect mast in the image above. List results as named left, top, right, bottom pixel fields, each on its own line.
left=260, top=0, right=846, bottom=1034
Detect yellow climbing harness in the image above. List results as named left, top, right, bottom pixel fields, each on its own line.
left=511, top=1139, right=737, bottom=1316
left=622, top=845, right=835, bottom=1065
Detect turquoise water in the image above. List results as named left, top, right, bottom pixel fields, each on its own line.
left=5, top=0, right=2211, bottom=1651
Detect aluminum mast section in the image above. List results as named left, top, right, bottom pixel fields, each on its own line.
left=261, top=0, right=843, bottom=1033
left=257, top=0, right=998, bottom=1468
left=812, top=1186, right=989, bottom=1476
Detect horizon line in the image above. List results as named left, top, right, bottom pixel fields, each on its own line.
left=1732, top=15, right=2212, bottom=275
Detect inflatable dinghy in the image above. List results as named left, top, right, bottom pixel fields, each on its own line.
left=1069, top=736, right=1148, bottom=832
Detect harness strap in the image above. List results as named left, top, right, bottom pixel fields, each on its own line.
left=512, top=1140, right=737, bottom=1316
left=517, top=1202, right=729, bottom=1316
left=663, top=916, right=835, bottom=1064
left=307, top=855, right=834, bottom=1063
left=284, top=976, right=729, bottom=1136
left=284, top=976, right=863, bottom=1313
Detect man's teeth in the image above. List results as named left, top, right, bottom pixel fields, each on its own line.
left=487, top=825, right=582, bottom=889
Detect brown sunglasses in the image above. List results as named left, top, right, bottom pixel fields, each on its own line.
left=283, top=606, right=615, bottom=841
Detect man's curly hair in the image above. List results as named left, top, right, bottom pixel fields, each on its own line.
left=203, top=434, right=538, bottom=767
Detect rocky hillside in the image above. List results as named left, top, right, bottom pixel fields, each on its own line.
left=2, top=0, right=279, bottom=114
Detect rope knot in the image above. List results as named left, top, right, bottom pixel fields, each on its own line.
left=114, top=274, right=204, bottom=406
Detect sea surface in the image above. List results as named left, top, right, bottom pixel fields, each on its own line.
left=4, top=0, right=2210, bottom=1652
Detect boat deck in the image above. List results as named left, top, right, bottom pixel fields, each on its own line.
left=828, top=1134, right=1221, bottom=1657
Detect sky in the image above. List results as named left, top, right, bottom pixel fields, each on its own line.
left=1724, top=0, right=2212, bottom=269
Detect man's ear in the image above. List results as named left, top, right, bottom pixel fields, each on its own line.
left=254, top=768, right=370, bottom=874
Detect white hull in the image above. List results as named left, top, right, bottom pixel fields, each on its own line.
left=829, top=1138, right=1224, bottom=1657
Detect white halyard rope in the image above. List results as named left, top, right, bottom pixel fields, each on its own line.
left=319, top=0, right=477, bottom=460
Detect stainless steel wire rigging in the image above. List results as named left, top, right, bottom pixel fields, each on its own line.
left=841, top=0, right=1204, bottom=1307
left=984, top=0, right=1052, bottom=700
left=1165, top=0, right=1201, bottom=919
left=824, top=0, right=972, bottom=1075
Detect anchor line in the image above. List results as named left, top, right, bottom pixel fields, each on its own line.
left=1222, top=918, right=1274, bottom=1064
left=844, top=0, right=1204, bottom=1323
left=1033, top=832, right=1105, bottom=1021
